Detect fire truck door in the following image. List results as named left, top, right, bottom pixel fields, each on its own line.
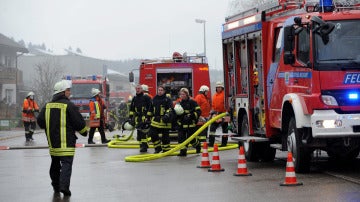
left=247, top=32, right=264, bottom=131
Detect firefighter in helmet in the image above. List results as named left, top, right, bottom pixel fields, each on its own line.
left=129, top=84, right=152, bottom=152
left=209, top=81, right=228, bottom=147
left=194, top=85, right=211, bottom=143
left=22, top=91, right=39, bottom=142
left=88, top=88, right=110, bottom=144
left=175, top=88, right=201, bottom=156
left=148, top=85, right=174, bottom=153
left=142, top=84, right=153, bottom=99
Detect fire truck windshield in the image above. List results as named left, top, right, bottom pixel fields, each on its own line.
left=71, top=83, right=102, bottom=98
left=315, top=20, right=360, bottom=70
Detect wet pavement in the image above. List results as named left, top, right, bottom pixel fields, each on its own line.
left=0, top=128, right=360, bottom=202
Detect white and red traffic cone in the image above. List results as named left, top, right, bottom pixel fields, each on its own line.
left=280, top=152, right=303, bottom=186
left=233, top=146, right=252, bottom=176
left=208, top=144, right=225, bottom=172
left=197, top=142, right=211, bottom=168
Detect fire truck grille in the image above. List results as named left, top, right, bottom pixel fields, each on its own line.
left=322, top=90, right=360, bottom=107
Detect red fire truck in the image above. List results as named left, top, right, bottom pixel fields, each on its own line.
left=129, top=52, right=211, bottom=100
left=66, top=75, right=110, bottom=124
left=222, top=0, right=360, bottom=172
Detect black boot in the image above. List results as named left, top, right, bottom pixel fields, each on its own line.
left=196, top=144, right=201, bottom=153
left=154, top=146, right=162, bottom=154
left=208, top=135, right=215, bottom=147
left=220, top=136, right=228, bottom=147
left=101, top=134, right=110, bottom=144
left=178, top=149, right=187, bottom=157
left=140, top=143, right=148, bottom=152
left=88, top=134, right=95, bottom=144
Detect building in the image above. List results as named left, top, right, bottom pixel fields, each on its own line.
left=0, top=33, right=28, bottom=121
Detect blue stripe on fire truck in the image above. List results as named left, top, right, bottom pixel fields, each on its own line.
left=344, top=73, right=360, bottom=84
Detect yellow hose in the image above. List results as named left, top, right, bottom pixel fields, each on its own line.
left=124, top=112, right=236, bottom=162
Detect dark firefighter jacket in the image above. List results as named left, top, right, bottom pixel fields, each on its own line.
left=129, top=92, right=152, bottom=125
left=37, top=93, right=88, bottom=156
left=177, top=98, right=201, bottom=128
left=150, top=94, right=173, bottom=129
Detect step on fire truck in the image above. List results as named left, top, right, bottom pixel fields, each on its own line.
left=129, top=52, right=211, bottom=100
left=222, top=0, right=360, bottom=172
left=65, top=75, right=110, bottom=127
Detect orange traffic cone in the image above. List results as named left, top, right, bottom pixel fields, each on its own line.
left=197, top=142, right=211, bottom=168
left=280, top=152, right=303, bottom=186
left=208, top=144, right=225, bottom=172
left=233, top=146, right=252, bottom=176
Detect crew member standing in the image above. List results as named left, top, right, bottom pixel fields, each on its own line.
left=37, top=80, right=88, bottom=196
left=22, top=91, right=39, bottom=142
left=194, top=85, right=211, bottom=143
left=176, top=88, right=201, bottom=156
left=88, top=88, right=110, bottom=144
left=129, top=84, right=152, bottom=152
left=209, top=81, right=228, bottom=147
left=148, top=85, right=174, bottom=153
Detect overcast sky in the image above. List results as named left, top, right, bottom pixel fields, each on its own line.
left=1, top=0, right=231, bottom=69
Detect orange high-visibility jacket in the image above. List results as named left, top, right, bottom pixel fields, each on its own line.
left=89, top=96, right=106, bottom=127
left=22, top=98, right=39, bottom=122
left=194, top=93, right=211, bottom=117
left=212, top=90, right=225, bottom=113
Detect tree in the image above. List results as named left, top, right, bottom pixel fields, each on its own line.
left=32, top=57, right=65, bottom=107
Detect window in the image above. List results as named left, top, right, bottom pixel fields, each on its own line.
left=273, top=28, right=283, bottom=62
left=297, top=29, right=310, bottom=64
left=5, top=89, right=13, bottom=104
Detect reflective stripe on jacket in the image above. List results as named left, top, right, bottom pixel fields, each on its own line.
left=37, top=94, right=87, bottom=157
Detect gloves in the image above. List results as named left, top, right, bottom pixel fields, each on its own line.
left=183, top=114, right=191, bottom=122
left=80, top=130, right=88, bottom=137
left=162, top=114, right=170, bottom=123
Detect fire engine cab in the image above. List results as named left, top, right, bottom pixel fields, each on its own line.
left=222, top=0, right=360, bottom=172
left=129, top=52, right=211, bottom=100
left=65, top=75, right=110, bottom=122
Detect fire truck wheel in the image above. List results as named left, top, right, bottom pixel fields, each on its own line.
left=287, top=117, right=311, bottom=173
left=240, top=114, right=259, bottom=162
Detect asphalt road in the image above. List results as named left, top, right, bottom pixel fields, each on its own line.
left=0, top=129, right=359, bottom=202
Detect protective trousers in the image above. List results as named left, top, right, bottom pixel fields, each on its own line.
left=209, top=121, right=228, bottom=147
left=50, top=155, right=74, bottom=192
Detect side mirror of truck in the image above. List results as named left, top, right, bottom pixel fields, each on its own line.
left=283, top=26, right=295, bottom=52
left=283, top=52, right=295, bottom=64
left=129, top=72, right=134, bottom=83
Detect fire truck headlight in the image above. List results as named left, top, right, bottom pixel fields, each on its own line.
left=315, top=119, right=342, bottom=128
left=321, top=95, right=338, bottom=106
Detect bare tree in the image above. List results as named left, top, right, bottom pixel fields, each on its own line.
left=32, top=57, right=65, bottom=107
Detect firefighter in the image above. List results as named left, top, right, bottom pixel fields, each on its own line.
left=194, top=85, right=211, bottom=142
left=175, top=88, right=201, bottom=156
left=148, top=85, right=174, bottom=153
left=88, top=88, right=110, bottom=144
left=22, top=91, right=39, bottom=142
left=129, top=84, right=152, bottom=152
left=209, top=81, right=228, bottom=147
left=37, top=80, right=88, bottom=196
left=142, top=84, right=153, bottom=99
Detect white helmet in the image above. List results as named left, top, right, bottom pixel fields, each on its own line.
left=174, top=104, right=184, bottom=115
left=27, top=91, right=35, bottom=97
left=141, top=84, right=149, bottom=92
left=53, top=80, right=72, bottom=95
left=122, top=121, right=134, bottom=130
left=199, top=85, right=209, bottom=93
left=91, top=88, right=101, bottom=97
left=215, top=81, right=224, bottom=88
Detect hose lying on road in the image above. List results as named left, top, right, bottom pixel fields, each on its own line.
left=121, top=112, right=237, bottom=162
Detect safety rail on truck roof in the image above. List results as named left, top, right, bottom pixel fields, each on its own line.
left=141, top=54, right=207, bottom=65
left=225, top=0, right=304, bottom=22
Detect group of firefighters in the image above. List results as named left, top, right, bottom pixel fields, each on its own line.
left=21, top=81, right=228, bottom=156
left=124, top=81, right=228, bottom=156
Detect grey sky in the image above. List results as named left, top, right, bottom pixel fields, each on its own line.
left=1, top=0, right=230, bottom=69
